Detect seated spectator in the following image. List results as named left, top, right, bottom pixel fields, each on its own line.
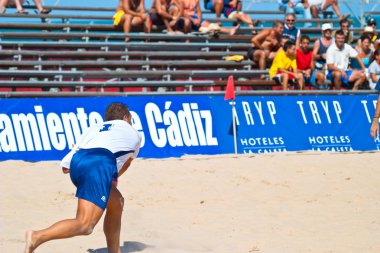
left=309, top=0, right=349, bottom=27
left=278, top=0, right=312, bottom=27
left=369, top=48, right=380, bottom=90
left=150, top=0, right=182, bottom=33
left=0, top=0, right=51, bottom=14
left=283, top=13, right=301, bottom=49
left=356, top=26, right=376, bottom=51
left=367, top=17, right=378, bottom=42
left=176, top=0, right=240, bottom=35
left=205, top=0, right=258, bottom=34
left=297, top=35, right=326, bottom=89
left=351, top=35, right=374, bottom=87
left=270, top=40, right=304, bottom=90
left=113, top=0, right=151, bottom=42
left=326, top=30, right=366, bottom=90
left=247, top=20, right=284, bottom=79
left=313, top=23, right=333, bottom=72
left=332, top=18, right=353, bottom=45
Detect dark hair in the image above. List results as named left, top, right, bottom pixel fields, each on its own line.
left=339, top=18, right=350, bottom=26
left=300, top=35, right=310, bottom=42
left=273, top=20, right=284, bottom=28
left=374, top=48, right=380, bottom=57
left=104, top=102, right=131, bottom=121
left=334, top=29, right=345, bottom=37
left=283, top=40, right=295, bottom=51
left=360, top=35, right=371, bottom=43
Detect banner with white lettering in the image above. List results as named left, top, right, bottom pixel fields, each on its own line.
left=0, top=94, right=378, bottom=161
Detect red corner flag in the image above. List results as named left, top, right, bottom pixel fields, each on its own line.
left=224, top=75, right=235, bottom=100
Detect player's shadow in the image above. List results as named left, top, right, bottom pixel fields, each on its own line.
left=87, top=241, right=150, bottom=253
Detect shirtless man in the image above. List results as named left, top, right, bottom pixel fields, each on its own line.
left=150, top=0, right=182, bottom=33
left=247, top=20, right=284, bottom=79
left=113, top=0, right=151, bottom=42
left=176, top=0, right=239, bottom=35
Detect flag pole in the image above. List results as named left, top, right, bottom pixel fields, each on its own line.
left=230, top=100, right=238, bottom=154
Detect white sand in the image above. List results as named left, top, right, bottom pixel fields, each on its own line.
left=1, top=152, right=380, bottom=253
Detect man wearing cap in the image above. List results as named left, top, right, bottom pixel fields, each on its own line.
left=312, top=23, right=333, bottom=74
left=368, top=17, right=378, bottom=42
left=326, top=29, right=366, bottom=90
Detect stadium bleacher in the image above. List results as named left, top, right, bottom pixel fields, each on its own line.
left=0, top=3, right=376, bottom=94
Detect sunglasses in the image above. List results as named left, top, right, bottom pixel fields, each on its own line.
left=286, top=19, right=295, bottom=22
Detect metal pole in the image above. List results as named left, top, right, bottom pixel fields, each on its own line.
left=230, top=100, right=238, bottom=154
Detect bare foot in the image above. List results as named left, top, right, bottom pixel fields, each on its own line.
left=229, top=24, right=240, bottom=35
left=24, top=230, right=36, bottom=253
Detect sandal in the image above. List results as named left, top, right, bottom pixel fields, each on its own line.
left=16, top=9, right=28, bottom=14
left=39, top=8, right=51, bottom=14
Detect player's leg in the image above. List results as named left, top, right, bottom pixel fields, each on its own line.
left=104, top=185, right=124, bottom=253
left=24, top=199, right=104, bottom=253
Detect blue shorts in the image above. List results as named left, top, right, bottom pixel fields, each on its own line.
left=70, top=148, right=118, bottom=210
left=327, top=70, right=353, bottom=86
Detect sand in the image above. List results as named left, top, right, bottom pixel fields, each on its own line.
left=0, top=151, right=380, bottom=253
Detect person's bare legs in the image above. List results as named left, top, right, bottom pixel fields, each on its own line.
left=253, top=50, right=267, bottom=79
left=281, top=73, right=289, bottom=90
left=332, top=70, right=342, bottom=89
left=24, top=199, right=104, bottom=253
left=213, top=0, right=223, bottom=19
left=122, top=14, right=133, bottom=42
left=322, top=0, right=343, bottom=18
left=349, top=70, right=365, bottom=90
left=296, top=73, right=304, bottom=90
left=32, top=0, right=44, bottom=12
left=219, top=24, right=240, bottom=35
left=104, top=185, right=124, bottom=253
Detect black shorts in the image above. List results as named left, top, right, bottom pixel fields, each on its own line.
left=247, top=47, right=259, bottom=61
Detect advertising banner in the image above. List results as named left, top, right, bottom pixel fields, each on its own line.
left=0, top=94, right=378, bottom=161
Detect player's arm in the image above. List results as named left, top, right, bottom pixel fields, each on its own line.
left=118, top=157, right=134, bottom=177
left=371, top=95, right=380, bottom=139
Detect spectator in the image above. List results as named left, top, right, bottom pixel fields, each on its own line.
left=309, top=0, right=349, bottom=27
left=113, top=0, right=151, bottom=42
left=367, top=17, right=378, bottom=42
left=247, top=20, right=284, bottom=79
left=176, top=0, right=239, bottom=35
left=351, top=35, right=373, bottom=71
left=278, top=0, right=312, bottom=27
left=297, top=35, right=326, bottom=89
left=205, top=0, right=258, bottom=34
left=0, top=0, right=51, bottom=14
left=150, top=0, right=182, bottom=33
left=326, top=30, right=366, bottom=90
left=270, top=40, right=304, bottom=90
left=332, top=18, right=353, bottom=45
left=283, top=13, right=301, bottom=49
left=313, top=23, right=333, bottom=73
left=369, top=48, right=380, bottom=90
left=356, top=26, right=375, bottom=51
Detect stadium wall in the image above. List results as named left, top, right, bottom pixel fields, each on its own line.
left=0, top=94, right=379, bottom=161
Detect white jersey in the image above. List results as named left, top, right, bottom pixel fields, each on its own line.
left=60, top=120, right=141, bottom=171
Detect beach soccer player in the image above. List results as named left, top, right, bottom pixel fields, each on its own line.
left=24, top=102, right=141, bottom=253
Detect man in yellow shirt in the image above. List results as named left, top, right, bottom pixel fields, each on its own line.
left=269, top=40, right=304, bottom=90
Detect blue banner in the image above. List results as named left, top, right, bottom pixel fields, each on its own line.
left=0, top=94, right=379, bottom=161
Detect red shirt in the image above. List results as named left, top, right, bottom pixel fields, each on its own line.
left=296, top=49, right=313, bottom=71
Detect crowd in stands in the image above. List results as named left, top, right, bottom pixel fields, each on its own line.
left=1, top=0, right=379, bottom=91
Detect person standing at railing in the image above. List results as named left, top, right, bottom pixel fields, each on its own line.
left=278, top=0, right=312, bottom=27
left=113, top=0, right=152, bottom=42
left=0, top=0, right=51, bottom=14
